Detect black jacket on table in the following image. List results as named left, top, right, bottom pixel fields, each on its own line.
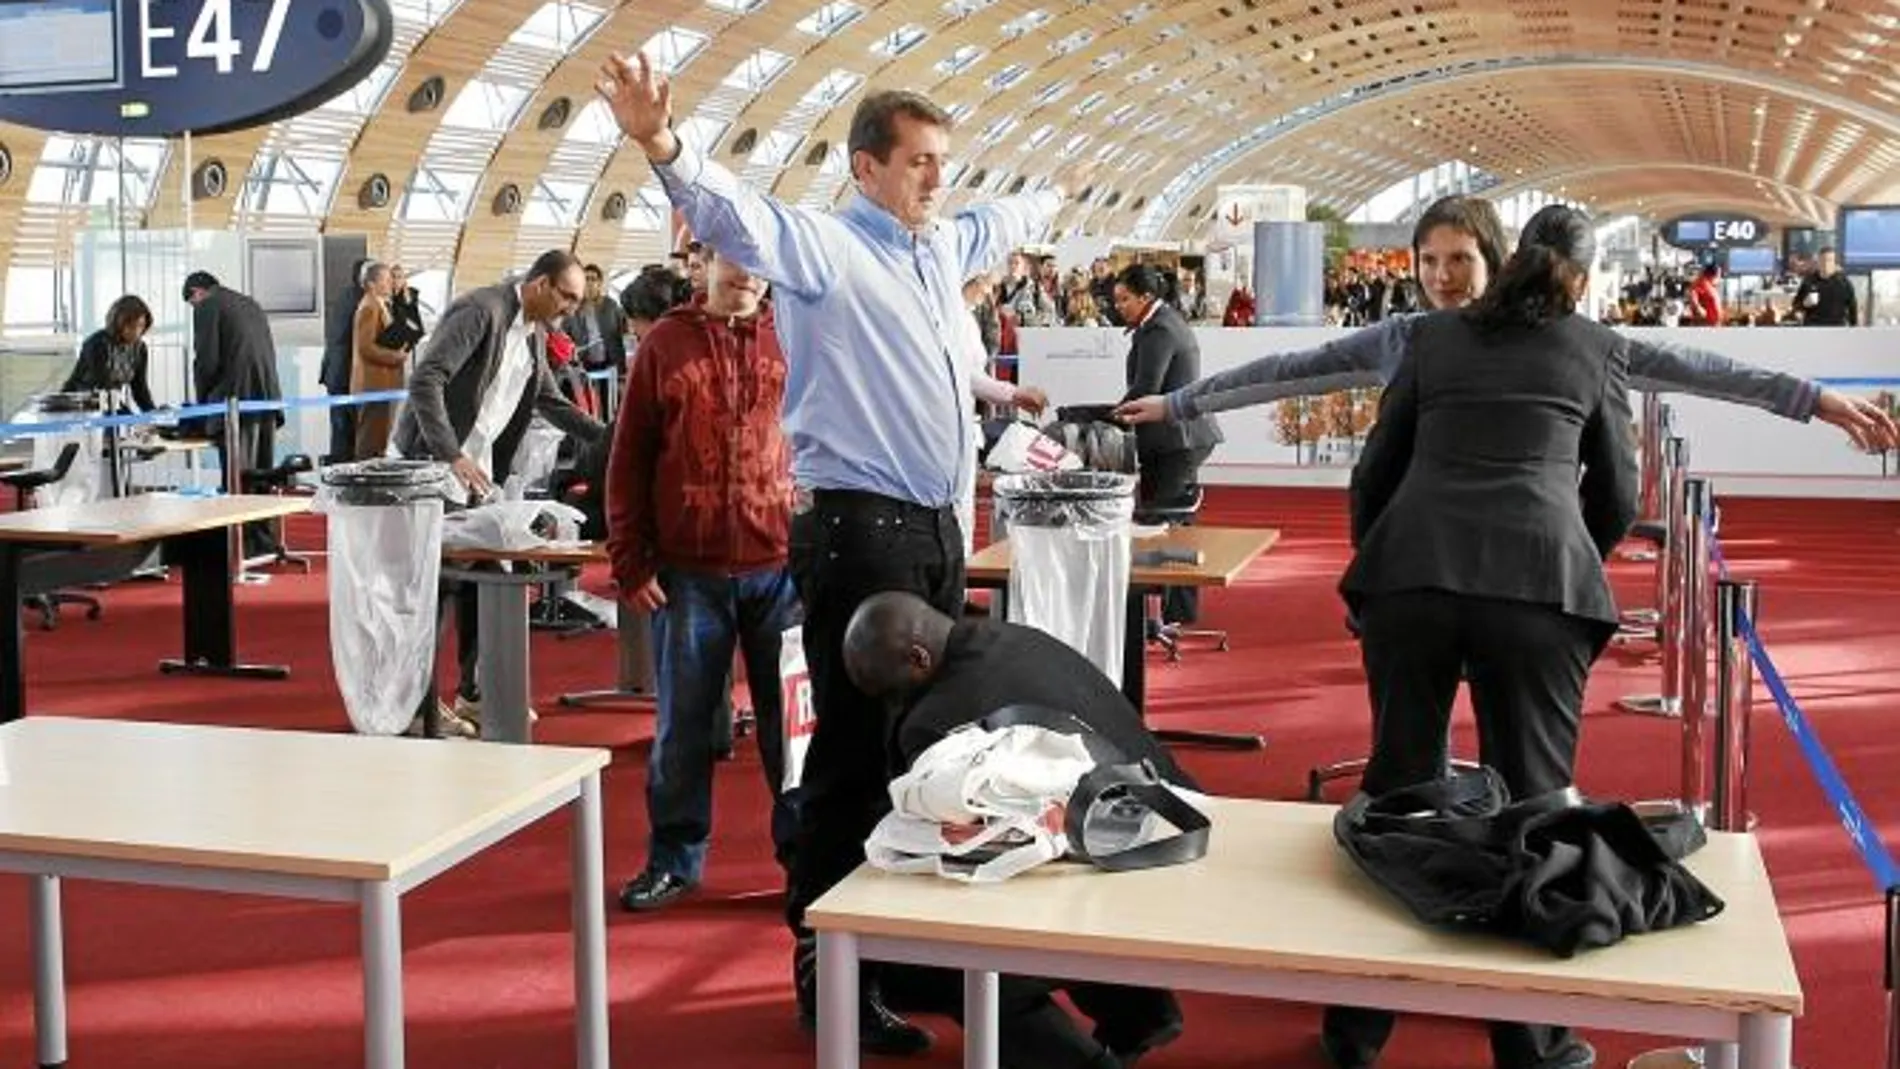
left=64, top=330, right=155, bottom=412
left=891, top=619, right=1195, bottom=791
left=1120, top=301, right=1222, bottom=459
left=1334, top=769, right=1725, bottom=957
left=1341, top=310, right=1640, bottom=635
left=192, top=286, right=284, bottom=427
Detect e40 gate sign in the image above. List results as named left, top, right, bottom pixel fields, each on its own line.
left=0, top=0, right=394, bottom=137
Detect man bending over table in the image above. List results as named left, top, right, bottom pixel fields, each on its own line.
left=842, top=591, right=1188, bottom=1069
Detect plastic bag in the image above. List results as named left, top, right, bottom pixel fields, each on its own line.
left=985, top=421, right=1083, bottom=474
left=864, top=719, right=1211, bottom=884
left=439, top=499, right=586, bottom=552
left=780, top=624, right=815, bottom=791
left=994, top=472, right=1136, bottom=687
left=511, top=418, right=566, bottom=491
left=315, top=462, right=450, bottom=735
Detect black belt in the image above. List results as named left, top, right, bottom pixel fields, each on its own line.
left=800, top=487, right=956, bottom=521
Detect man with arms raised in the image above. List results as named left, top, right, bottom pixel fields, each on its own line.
left=599, top=53, right=1077, bottom=1053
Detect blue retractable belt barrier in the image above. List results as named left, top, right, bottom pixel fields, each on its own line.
left=1814, top=377, right=1900, bottom=388
left=0, top=389, right=411, bottom=439
left=1710, top=520, right=1899, bottom=894
left=1738, top=608, right=1900, bottom=893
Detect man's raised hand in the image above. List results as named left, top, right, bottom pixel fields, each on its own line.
left=596, top=51, right=678, bottom=161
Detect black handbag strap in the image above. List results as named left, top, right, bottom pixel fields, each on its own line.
left=980, top=703, right=1132, bottom=766
left=1065, top=762, right=1211, bottom=872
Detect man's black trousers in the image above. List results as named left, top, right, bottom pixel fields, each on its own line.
left=784, top=489, right=965, bottom=930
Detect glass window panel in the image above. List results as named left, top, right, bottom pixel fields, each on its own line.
left=523, top=178, right=593, bottom=226
left=440, top=79, right=530, bottom=131
left=563, top=99, right=621, bottom=144
left=639, top=26, right=711, bottom=74
left=723, top=48, right=792, bottom=92
left=677, top=116, right=728, bottom=154
left=399, top=168, right=479, bottom=221
left=801, top=69, right=863, bottom=109
left=509, top=1, right=606, bottom=51
left=796, top=2, right=862, bottom=36
left=1000, top=9, right=1049, bottom=38
left=750, top=128, right=803, bottom=167
left=3, top=267, right=60, bottom=331
left=937, top=45, right=984, bottom=76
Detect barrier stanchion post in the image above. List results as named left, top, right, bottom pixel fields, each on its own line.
left=1887, top=886, right=1898, bottom=1069
left=1618, top=436, right=1689, bottom=708
left=1677, top=477, right=1714, bottom=822
left=221, top=396, right=242, bottom=496
left=1711, top=579, right=1758, bottom=833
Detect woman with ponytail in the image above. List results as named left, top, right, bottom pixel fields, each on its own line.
left=1324, top=204, right=1634, bottom=1069
left=1115, top=194, right=1895, bottom=450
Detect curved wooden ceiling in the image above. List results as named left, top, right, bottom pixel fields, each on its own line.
left=2, top=0, right=1895, bottom=282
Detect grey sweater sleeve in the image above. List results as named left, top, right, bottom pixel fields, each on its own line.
left=1166, top=315, right=1408, bottom=421
left=1626, top=336, right=1821, bottom=422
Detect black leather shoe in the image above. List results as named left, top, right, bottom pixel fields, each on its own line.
left=795, top=989, right=934, bottom=1057
left=793, top=938, right=933, bottom=1057
left=618, top=870, right=695, bottom=912
left=1097, top=1017, right=1183, bottom=1067
left=1319, top=1032, right=1377, bottom=1069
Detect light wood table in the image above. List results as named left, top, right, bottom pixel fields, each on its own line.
left=0, top=717, right=611, bottom=1069
left=966, top=526, right=1280, bottom=749
left=441, top=544, right=608, bottom=743
left=809, top=797, right=1801, bottom=1069
left=965, top=525, right=1280, bottom=589
left=0, top=493, right=312, bottom=722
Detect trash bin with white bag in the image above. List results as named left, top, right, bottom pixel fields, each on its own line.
left=991, top=470, right=1137, bottom=688
left=315, top=459, right=453, bottom=735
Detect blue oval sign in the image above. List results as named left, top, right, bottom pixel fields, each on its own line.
left=0, top=0, right=394, bottom=137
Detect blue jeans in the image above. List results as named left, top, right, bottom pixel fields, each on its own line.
left=647, top=564, right=802, bottom=883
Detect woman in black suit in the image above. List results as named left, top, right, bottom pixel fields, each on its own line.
left=1327, top=205, right=1640, bottom=1069
left=63, top=294, right=157, bottom=412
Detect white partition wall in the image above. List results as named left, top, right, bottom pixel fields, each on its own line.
left=1017, top=326, right=1900, bottom=499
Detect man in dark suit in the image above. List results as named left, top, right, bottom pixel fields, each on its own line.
left=841, top=591, right=1188, bottom=1069
left=183, top=271, right=286, bottom=557
left=393, top=249, right=606, bottom=732
left=1110, top=263, right=1223, bottom=625
left=320, top=259, right=369, bottom=464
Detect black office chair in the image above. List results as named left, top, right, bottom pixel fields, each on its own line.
left=1, top=442, right=104, bottom=630
left=241, top=453, right=315, bottom=573
left=1133, top=486, right=1229, bottom=661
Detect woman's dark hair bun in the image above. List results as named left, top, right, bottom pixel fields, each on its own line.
left=1466, top=204, right=1595, bottom=331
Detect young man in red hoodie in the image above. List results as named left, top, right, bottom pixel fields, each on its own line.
left=606, top=246, right=799, bottom=911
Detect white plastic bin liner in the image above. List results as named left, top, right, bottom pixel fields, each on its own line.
left=993, top=471, right=1136, bottom=687
left=316, top=460, right=451, bottom=736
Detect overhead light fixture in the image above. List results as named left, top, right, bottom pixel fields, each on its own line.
left=1294, top=48, right=1316, bottom=63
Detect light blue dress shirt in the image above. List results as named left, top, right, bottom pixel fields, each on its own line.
left=653, top=139, right=1061, bottom=508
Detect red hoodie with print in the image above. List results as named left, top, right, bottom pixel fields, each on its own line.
left=605, top=302, right=791, bottom=594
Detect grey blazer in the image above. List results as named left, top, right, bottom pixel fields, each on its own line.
left=392, top=282, right=604, bottom=478
left=1341, top=311, right=1640, bottom=633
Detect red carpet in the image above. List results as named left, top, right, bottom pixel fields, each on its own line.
left=0, top=487, right=1895, bottom=1068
